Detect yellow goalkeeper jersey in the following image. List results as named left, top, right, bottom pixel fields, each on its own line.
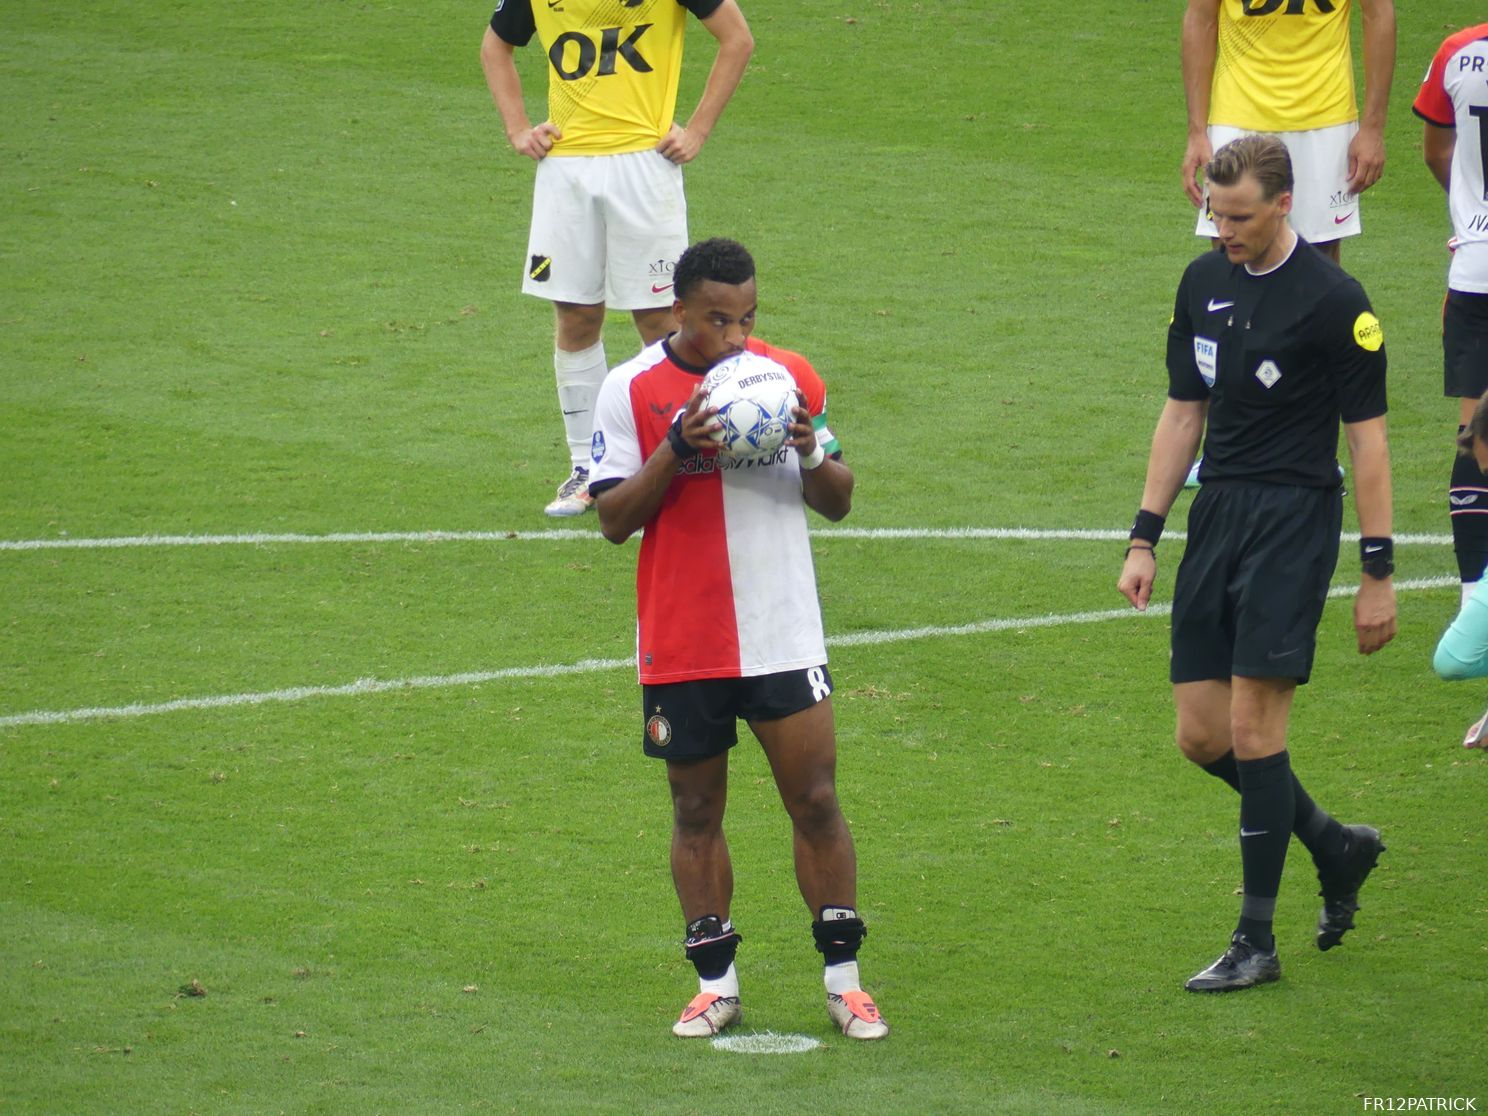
left=490, top=0, right=722, bottom=156
left=1211, top=0, right=1358, bottom=132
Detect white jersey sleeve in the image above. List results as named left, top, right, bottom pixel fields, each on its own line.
left=588, top=363, right=644, bottom=490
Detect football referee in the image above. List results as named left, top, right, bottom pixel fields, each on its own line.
left=1118, top=135, right=1397, bottom=992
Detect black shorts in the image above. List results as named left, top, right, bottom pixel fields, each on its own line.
left=1170, top=482, right=1342, bottom=685
left=640, top=666, right=834, bottom=761
left=1444, top=289, right=1488, bottom=398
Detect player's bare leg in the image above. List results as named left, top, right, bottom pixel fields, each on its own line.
left=1174, top=679, right=1234, bottom=765
left=753, top=699, right=855, bottom=911
left=546, top=301, right=608, bottom=517
left=754, top=699, right=888, bottom=1038
left=666, top=753, right=734, bottom=920
left=631, top=305, right=676, bottom=347
left=1314, top=239, right=1342, bottom=265
left=665, top=753, right=741, bottom=1036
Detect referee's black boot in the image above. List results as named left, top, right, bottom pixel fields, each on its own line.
left=1316, top=824, right=1386, bottom=952
left=1184, top=932, right=1281, bottom=992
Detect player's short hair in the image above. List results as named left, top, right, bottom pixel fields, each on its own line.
left=1206, top=134, right=1294, bottom=201
left=674, top=238, right=755, bottom=300
left=1457, top=391, right=1488, bottom=455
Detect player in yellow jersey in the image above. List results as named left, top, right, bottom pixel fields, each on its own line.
left=1181, top=0, right=1396, bottom=265
left=481, top=1, right=753, bottom=516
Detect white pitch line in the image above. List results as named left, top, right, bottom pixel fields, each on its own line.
left=0, top=577, right=1456, bottom=729
left=0, top=526, right=1457, bottom=550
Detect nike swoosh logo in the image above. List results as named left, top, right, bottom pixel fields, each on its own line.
left=1267, top=647, right=1302, bottom=660
left=1240, top=828, right=1269, bottom=838
left=1206, top=299, right=1234, bottom=312
left=562, top=409, right=587, bottom=416
left=651, top=282, right=673, bottom=294
left=1363, top=545, right=1384, bottom=554
left=1334, top=212, right=1355, bottom=225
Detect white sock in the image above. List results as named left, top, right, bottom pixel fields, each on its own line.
left=1465, top=581, right=1480, bottom=611
left=700, top=962, right=739, bottom=999
left=824, top=960, right=861, bottom=996
left=554, top=342, right=607, bottom=468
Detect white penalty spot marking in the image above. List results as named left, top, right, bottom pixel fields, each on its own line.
left=711, top=1031, right=822, bottom=1055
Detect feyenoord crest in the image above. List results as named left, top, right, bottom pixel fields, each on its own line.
left=646, top=713, right=672, bottom=748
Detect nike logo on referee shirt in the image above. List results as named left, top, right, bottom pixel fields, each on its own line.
left=1206, top=299, right=1234, bottom=312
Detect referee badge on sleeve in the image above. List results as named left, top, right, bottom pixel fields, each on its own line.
left=1194, top=336, right=1218, bottom=387
left=1353, top=312, right=1383, bottom=352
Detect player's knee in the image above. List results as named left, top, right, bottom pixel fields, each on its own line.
left=1228, top=717, right=1282, bottom=760
left=554, top=302, right=606, bottom=348
left=783, top=780, right=842, bottom=835
left=1175, top=723, right=1228, bottom=765
left=1434, top=641, right=1473, bottom=681
left=670, top=787, right=724, bottom=835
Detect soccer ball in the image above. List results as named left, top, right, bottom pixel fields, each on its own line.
left=700, top=352, right=799, bottom=459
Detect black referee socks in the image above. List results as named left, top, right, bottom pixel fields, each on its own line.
left=1235, top=751, right=1296, bottom=953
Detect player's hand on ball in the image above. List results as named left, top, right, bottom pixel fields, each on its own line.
left=680, top=384, right=722, bottom=448
left=785, top=393, right=814, bottom=451
left=1118, top=547, right=1157, bottom=612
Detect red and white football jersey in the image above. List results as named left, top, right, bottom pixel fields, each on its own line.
left=1414, top=25, right=1488, bottom=293
left=589, top=336, right=840, bottom=684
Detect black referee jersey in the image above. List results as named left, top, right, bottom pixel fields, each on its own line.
left=1166, top=239, right=1387, bottom=489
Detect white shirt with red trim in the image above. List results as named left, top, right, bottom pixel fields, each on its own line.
left=1414, top=24, right=1488, bottom=294
left=589, top=337, right=837, bottom=684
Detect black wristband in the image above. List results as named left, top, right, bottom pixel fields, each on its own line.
left=1125, top=545, right=1155, bottom=560
left=1130, top=509, right=1166, bottom=547
left=667, top=419, right=700, bottom=460
left=1360, top=536, right=1394, bottom=579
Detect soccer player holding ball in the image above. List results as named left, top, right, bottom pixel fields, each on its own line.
left=587, top=238, right=888, bottom=1039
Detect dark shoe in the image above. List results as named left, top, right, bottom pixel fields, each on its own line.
left=1316, top=824, right=1385, bottom=952
left=1185, top=932, right=1281, bottom=992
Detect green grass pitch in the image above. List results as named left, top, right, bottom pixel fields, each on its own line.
left=3, top=2, right=1486, bottom=1112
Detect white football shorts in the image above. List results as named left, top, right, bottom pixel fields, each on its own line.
left=1195, top=122, right=1361, bottom=244
left=522, top=148, right=687, bottom=310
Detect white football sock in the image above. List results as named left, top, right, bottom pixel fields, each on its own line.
left=824, top=960, right=861, bottom=996
left=700, top=962, right=739, bottom=998
left=554, top=342, right=607, bottom=468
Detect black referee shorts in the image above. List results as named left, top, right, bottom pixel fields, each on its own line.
left=1170, top=482, right=1342, bottom=686
left=640, top=665, right=834, bottom=761
left=1444, top=288, right=1488, bottom=398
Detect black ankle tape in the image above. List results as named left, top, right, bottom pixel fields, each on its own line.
left=683, top=915, right=741, bottom=979
left=812, top=916, right=867, bottom=964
